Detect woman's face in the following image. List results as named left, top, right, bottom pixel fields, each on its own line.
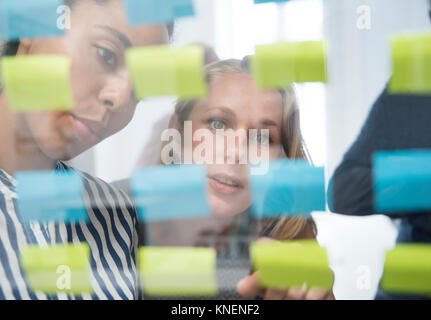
left=15, top=0, right=168, bottom=161
left=186, top=72, right=285, bottom=217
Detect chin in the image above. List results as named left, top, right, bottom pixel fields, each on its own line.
left=38, top=140, right=82, bottom=163
left=210, top=196, right=249, bottom=218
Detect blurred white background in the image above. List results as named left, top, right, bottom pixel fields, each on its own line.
left=69, top=0, right=431, bottom=299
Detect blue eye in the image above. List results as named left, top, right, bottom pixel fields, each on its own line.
left=209, top=119, right=226, bottom=130
left=257, top=131, right=271, bottom=144
left=97, top=47, right=118, bottom=69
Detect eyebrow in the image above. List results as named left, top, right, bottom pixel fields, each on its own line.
left=206, top=106, right=237, bottom=119
left=95, top=25, right=133, bottom=48
left=260, top=119, right=279, bottom=127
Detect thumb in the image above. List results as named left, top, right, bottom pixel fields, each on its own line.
left=236, top=237, right=275, bottom=298
left=237, top=272, right=265, bottom=298
left=257, top=237, right=275, bottom=244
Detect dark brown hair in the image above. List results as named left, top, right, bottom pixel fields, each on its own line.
left=1, top=0, right=174, bottom=57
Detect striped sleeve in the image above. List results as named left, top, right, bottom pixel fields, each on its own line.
left=57, top=162, right=140, bottom=300
left=0, top=163, right=141, bottom=300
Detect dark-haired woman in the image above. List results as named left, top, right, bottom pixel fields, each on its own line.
left=0, top=0, right=171, bottom=300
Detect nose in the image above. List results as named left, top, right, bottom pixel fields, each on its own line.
left=98, top=70, right=134, bottom=113
left=225, top=128, right=248, bottom=165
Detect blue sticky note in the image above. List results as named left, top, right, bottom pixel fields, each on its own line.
left=373, top=150, right=431, bottom=213
left=172, top=0, right=195, bottom=18
left=16, top=170, right=88, bottom=223
left=0, top=0, right=65, bottom=41
left=250, top=160, right=326, bottom=218
left=124, top=0, right=173, bottom=25
left=124, top=0, right=195, bottom=26
left=131, top=165, right=211, bottom=222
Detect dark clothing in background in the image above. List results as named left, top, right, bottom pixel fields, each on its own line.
left=327, top=86, right=431, bottom=299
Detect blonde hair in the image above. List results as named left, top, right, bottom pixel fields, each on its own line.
left=159, top=58, right=316, bottom=241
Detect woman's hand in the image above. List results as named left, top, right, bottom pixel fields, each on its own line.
left=236, top=237, right=335, bottom=300
left=236, top=272, right=335, bottom=300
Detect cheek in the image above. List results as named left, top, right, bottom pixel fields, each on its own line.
left=21, top=113, right=59, bottom=141
left=189, top=125, right=213, bottom=155
left=269, top=145, right=283, bottom=159
left=71, top=72, right=97, bottom=101
left=19, top=112, right=76, bottom=159
left=191, top=139, right=201, bottom=150
left=69, top=56, right=100, bottom=103
left=40, top=37, right=99, bottom=104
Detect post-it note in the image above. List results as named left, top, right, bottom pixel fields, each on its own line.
left=250, top=240, right=333, bottom=290
left=173, top=0, right=196, bottom=18
left=131, top=165, right=211, bottom=222
left=251, top=41, right=328, bottom=89
left=124, top=0, right=195, bottom=26
left=16, top=170, right=88, bottom=223
left=126, top=45, right=207, bottom=99
left=381, top=244, right=431, bottom=295
left=138, top=246, right=217, bottom=296
left=21, top=243, right=92, bottom=294
left=389, top=33, right=431, bottom=95
left=0, top=0, right=65, bottom=41
left=373, top=150, right=431, bottom=213
left=175, top=45, right=207, bottom=99
left=250, top=160, right=326, bottom=218
left=1, top=55, right=74, bottom=112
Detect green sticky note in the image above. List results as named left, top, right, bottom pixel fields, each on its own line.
left=126, top=45, right=177, bottom=99
left=251, top=41, right=328, bottom=89
left=381, top=244, right=431, bottom=296
left=251, top=240, right=333, bottom=290
left=126, top=45, right=207, bottom=99
left=138, top=247, right=217, bottom=296
left=175, top=45, right=207, bottom=99
left=389, top=33, right=431, bottom=95
left=21, top=244, right=92, bottom=295
left=1, top=55, right=74, bottom=112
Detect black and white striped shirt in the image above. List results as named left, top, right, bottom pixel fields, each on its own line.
left=0, top=161, right=140, bottom=300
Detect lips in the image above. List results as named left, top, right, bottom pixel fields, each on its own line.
left=72, top=116, right=103, bottom=145
left=208, top=174, right=244, bottom=195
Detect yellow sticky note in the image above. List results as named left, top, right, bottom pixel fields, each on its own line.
left=251, top=41, right=328, bottom=89
left=1, top=55, right=74, bottom=112
left=389, top=33, right=431, bottom=94
left=175, top=45, right=207, bottom=99
left=20, top=243, right=92, bottom=295
left=381, top=244, right=431, bottom=295
left=138, top=247, right=217, bottom=296
left=250, top=240, right=333, bottom=290
left=126, top=45, right=207, bottom=99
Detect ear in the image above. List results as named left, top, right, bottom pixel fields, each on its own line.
left=16, top=39, right=33, bottom=55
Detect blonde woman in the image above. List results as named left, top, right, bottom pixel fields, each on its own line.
left=149, top=58, right=334, bottom=300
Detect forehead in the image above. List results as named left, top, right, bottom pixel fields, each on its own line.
left=71, top=0, right=168, bottom=47
left=204, top=73, right=284, bottom=123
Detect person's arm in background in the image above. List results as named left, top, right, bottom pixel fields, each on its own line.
left=328, top=86, right=431, bottom=216
left=328, top=86, right=431, bottom=300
